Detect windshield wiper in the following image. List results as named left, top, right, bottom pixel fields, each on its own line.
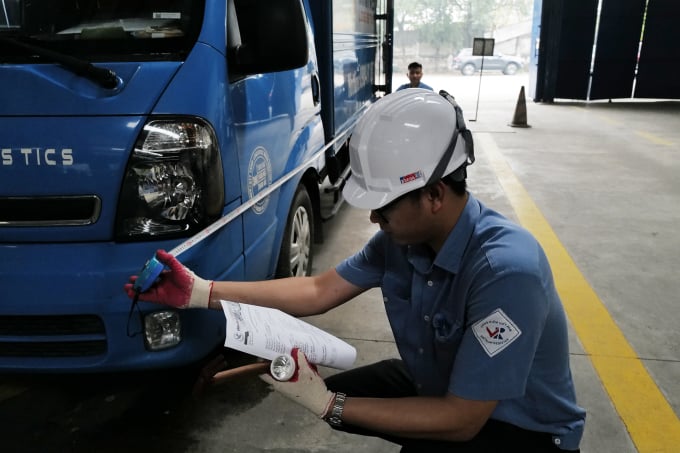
left=0, top=36, right=118, bottom=89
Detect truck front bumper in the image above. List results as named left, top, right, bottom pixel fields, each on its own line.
left=0, top=242, right=225, bottom=373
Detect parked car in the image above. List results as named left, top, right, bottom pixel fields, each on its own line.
left=451, top=48, right=524, bottom=75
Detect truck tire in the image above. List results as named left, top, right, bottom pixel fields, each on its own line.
left=276, top=184, right=314, bottom=277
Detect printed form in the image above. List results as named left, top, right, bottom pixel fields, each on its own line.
left=220, top=300, right=356, bottom=370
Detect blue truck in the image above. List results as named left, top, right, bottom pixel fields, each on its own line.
left=0, top=0, right=393, bottom=372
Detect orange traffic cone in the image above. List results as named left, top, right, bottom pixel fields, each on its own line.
left=509, top=86, right=531, bottom=128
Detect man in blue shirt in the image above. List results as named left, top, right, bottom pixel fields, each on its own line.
left=126, top=89, right=585, bottom=451
left=396, top=61, right=433, bottom=91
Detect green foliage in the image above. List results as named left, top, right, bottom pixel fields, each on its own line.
left=395, top=0, right=533, bottom=55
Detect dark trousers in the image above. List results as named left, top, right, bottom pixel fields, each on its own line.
left=325, top=359, right=579, bottom=453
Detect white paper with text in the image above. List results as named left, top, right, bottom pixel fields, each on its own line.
left=220, top=300, right=356, bottom=369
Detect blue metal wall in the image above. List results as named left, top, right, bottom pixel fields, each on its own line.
left=590, top=0, right=646, bottom=100
left=532, top=0, right=680, bottom=101
left=635, top=0, right=680, bottom=99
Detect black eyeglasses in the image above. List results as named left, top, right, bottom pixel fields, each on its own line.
left=373, top=190, right=420, bottom=224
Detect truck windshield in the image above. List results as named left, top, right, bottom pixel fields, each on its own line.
left=0, top=0, right=204, bottom=61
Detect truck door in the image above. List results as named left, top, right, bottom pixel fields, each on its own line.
left=225, top=0, right=324, bottom=280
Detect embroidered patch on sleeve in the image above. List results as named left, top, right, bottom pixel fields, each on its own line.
left=472, top=308, right=522, bottom=357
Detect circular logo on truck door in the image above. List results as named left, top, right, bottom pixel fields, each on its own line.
left=247, top=146, right=273, bottom=214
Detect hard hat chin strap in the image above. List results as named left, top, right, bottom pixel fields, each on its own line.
left=427, top=90, right=476, bottom=185
left=427, top=124, right=460, bottom=185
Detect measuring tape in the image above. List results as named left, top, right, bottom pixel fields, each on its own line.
left=133, top=128, right=353, bottom=292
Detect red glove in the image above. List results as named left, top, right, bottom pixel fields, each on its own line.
left=124, top=249, right=213, bottom=309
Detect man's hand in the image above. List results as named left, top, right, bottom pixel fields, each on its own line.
left=123, top=249, right=212, bottom=309
left=260, top=348, right=336, bottom=418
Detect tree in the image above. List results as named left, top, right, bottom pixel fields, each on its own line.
left=394, top=0, right=461, bottom=71
left=394, top=0, right=533, bottom=71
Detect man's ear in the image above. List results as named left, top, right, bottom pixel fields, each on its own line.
left=426, top=181, right=445, bottom=199
left=425, top=181, right=446, bottom=212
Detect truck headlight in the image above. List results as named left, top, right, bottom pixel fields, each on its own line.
left=116, top=118, right=224, bottom=240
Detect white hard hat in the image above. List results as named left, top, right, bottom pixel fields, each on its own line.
left=343, top=89, right=474, bottom=210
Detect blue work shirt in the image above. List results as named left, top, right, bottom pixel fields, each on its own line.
left=396, top=82, right=433, bottom=91
left=336, top=193, right=585, bottom=450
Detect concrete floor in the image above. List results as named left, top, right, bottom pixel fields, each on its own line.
left=175, top=73, right=680, bottom=452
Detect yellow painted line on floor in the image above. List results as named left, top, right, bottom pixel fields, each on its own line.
left=478, top=133, right=680, bottom=453
left=591, top=112, right=673, bottom=147
left=595, top=114, right=622, bottom=126
left=634, top=130, right=674, bottom=147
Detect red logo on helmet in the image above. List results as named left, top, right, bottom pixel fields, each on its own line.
left=399, top=170, right=423, bottom=184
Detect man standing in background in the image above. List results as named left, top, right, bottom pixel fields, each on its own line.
left=396, top=61, right=433, bottom=91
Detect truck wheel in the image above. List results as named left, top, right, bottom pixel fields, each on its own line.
left=461, top=63, right=476, bottom=76
left=276, top=184, right=314, bottom=278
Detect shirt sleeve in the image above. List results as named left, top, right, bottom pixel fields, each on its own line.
left=335, top=231, right=387, bottom=289
left=449, top=271, right=551, bottom=400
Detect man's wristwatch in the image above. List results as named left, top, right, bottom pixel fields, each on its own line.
left=324, top=392, right=346, bottom=427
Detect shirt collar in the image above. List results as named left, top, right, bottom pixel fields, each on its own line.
left=408, top=193, right=481, bottom=274
left=436, top=193, right=481, bottom=273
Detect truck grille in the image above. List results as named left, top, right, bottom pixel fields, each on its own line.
left=0, top=315, right=107, bottom=357
left=0, top=196, right=101, bottom=226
